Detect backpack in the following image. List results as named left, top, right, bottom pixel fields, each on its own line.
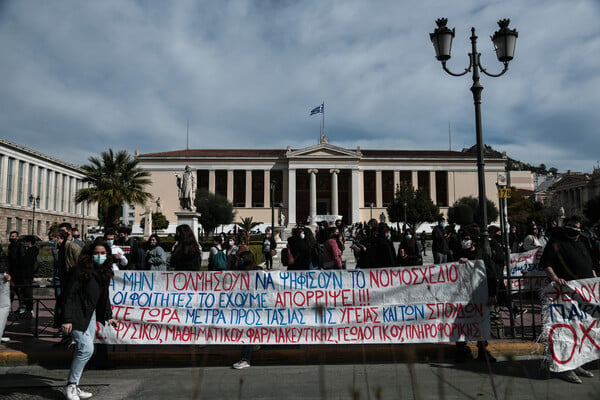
left=281, top=247, right=294, bottom=267
left=311, top=244, right=324, bottom=269
left=213, top=248, right=228, bottom=271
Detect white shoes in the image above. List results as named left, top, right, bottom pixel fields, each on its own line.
left=65, top=384, right=93, bottom=400
left=65, top=384, right=80, bottom=400
left=233, top=360, right=251, bottom=369
left=0, top=337, right=9, bottom=343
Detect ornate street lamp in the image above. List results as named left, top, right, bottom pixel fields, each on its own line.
left=29, top=194, right=40, bottom=235
left=430, top=18, right=517, bottom=258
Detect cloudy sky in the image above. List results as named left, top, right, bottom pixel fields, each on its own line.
left=1, top=1, right=599, bottom=173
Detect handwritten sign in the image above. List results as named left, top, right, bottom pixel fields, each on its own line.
left=97, top=261, right=490, bottom=345
left=541, top=279, right=600, bottom=372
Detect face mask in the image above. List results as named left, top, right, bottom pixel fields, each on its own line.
left=150, top=241, right=157, bottom=247
left=300, top=233, right=306, bottom=240
left=565, top=226, right=580, bottom=239
left=9, top=238, right=17, bottom=243
left=228, top=241, right=234, bottom=246
left=440, top=222, right=446, bottom=228
left=385, top=233, right=391, bottom=240
left=461, top=240, right=472, bottom=249
left=93, top=254, right=107, bottom=265
left=105, top=240, right=114, bottom=246
left=406, top=234, right=412, bottom=240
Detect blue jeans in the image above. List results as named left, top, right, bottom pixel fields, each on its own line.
left=67, top=311, right=96, bottom=384
left=0, top=280, right=10, bottom=337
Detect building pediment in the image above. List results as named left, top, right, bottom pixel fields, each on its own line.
left=286, top=143, right=362, bottom=159
left=550, top=174, right=590, bottom=190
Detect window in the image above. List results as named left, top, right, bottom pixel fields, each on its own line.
left=6, top=217, right=12, bottom=234
left=271, top=170, right=283, bottom=206
left=233, top=170, right=246, bottom=207
left=418, top=171, right=430, bottom=199
left=400, top=171, right=412, bottom=187
left=363, top=171, right=376, bottom=207
left=252, top=170, right=264, bottom=207
left=16, top=217, right=22, bottom=234
left=382, top=171, right=394, bottom=206
left=53, top=173, right=59, bottom=211
left=435, top=171, right=448, bottom=207
left=215, top=170, right=227, bottom=198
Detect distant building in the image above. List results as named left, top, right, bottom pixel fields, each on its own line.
left=0, top=138, right=99, bottom=241
left=136, top=141, right=507, bottom=228
left=549, top=171, right=600, bottom=217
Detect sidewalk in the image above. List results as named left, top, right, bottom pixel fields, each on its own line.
left=0, top=241, right=545, bottom=368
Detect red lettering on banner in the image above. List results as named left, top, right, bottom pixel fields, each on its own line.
left=549, top=324, right=578, bottom=364
left=340, top=307, right=381, bottom=324
left=111, top=305, right=135, bottom=321
left=579, top=320, right=600, bottom=353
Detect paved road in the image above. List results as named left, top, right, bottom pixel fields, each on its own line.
left=1, top=357, right=599, bottom=400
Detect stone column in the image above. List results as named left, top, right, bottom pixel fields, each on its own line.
left=375, top=170, right=382, bottom=208
left=429, top=171, right=437, bottom=204
left=351, top=169, right=360, bottom=223
left=411, top=171, right=418, bottom=190
left=330, top=169, right=339, bottom=216
left=393, top=170, right=400, bottom=192
left=208, top=170, right=216, bottom=194
left=308, top=168, right=318, bottom=225
left=0, top=156, right=8, bottom=203
left=227, top=170, right=234, bottom=203
left=245, top=170, right=252, bottom=207
left=264, top=170, right=271, bottom=208
left=288, top=169, right=296, bottom=225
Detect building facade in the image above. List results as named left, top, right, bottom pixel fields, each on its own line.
left=0, top=138, right=99, bottom=241
left=137, top=142, right=507, bottom=230
left=548, top=171, right=600, bottom=217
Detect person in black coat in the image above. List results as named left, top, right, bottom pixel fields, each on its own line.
left=61, top=238, right=116, bottom=400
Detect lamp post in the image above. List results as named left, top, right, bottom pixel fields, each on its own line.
left=270, top=180, right=276, bottom=235
left=29, top=194, right=40, bottom=235
left=430, top=18, right=517, bottom=258
left=403, top=201, right=407, bottom=227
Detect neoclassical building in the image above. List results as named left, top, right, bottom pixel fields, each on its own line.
left=137, top=141, right=507, bottom=229
left=0, top=138, right=99, bottom=241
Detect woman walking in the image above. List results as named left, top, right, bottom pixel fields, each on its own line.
left=62, top=238, right=116, bottom=400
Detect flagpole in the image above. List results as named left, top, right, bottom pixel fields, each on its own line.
left=322, top=101, right=325, bottom=141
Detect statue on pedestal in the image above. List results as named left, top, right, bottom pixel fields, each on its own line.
left=176, top=165, right=196, bottom=211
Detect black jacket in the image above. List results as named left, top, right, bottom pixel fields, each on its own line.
left=62, top=267, right=112, bottom=331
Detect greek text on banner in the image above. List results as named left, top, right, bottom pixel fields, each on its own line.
left=96, top=261, right=490, bottom=345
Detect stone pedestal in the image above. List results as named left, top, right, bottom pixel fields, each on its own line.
left=175, top=211, right=202, bottom=241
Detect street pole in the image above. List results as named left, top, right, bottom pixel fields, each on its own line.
left=430, top=18, right=517, bottom=259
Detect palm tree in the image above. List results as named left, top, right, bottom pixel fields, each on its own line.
left=75, top=149, right=152, bottom=229
left=239, top=216, right=261, bottom=245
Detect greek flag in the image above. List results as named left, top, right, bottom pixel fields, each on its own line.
left=310, top=104, right=324, bottom=115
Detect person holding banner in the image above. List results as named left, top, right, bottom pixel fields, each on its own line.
left=61, top=238, right=116, bottom=400
left=232, top=251, right=262, bottom=369
left=455, top=226, right=498, bottom=363
left=541, top=215, right=596, bottom=384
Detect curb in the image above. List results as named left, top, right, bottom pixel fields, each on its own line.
left=0, top=341, right=545, bottom=368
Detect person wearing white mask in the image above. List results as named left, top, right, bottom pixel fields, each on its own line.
left=61, top=238, right=117, bottom=400
left=103, top=230, right=127, bottom=271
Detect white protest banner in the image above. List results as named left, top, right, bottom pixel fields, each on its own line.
left=541, top=278, right=600, bottom=372
left=504, top=249, right=548, bottom=292
left=96, top=261, right=490, bottom=345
